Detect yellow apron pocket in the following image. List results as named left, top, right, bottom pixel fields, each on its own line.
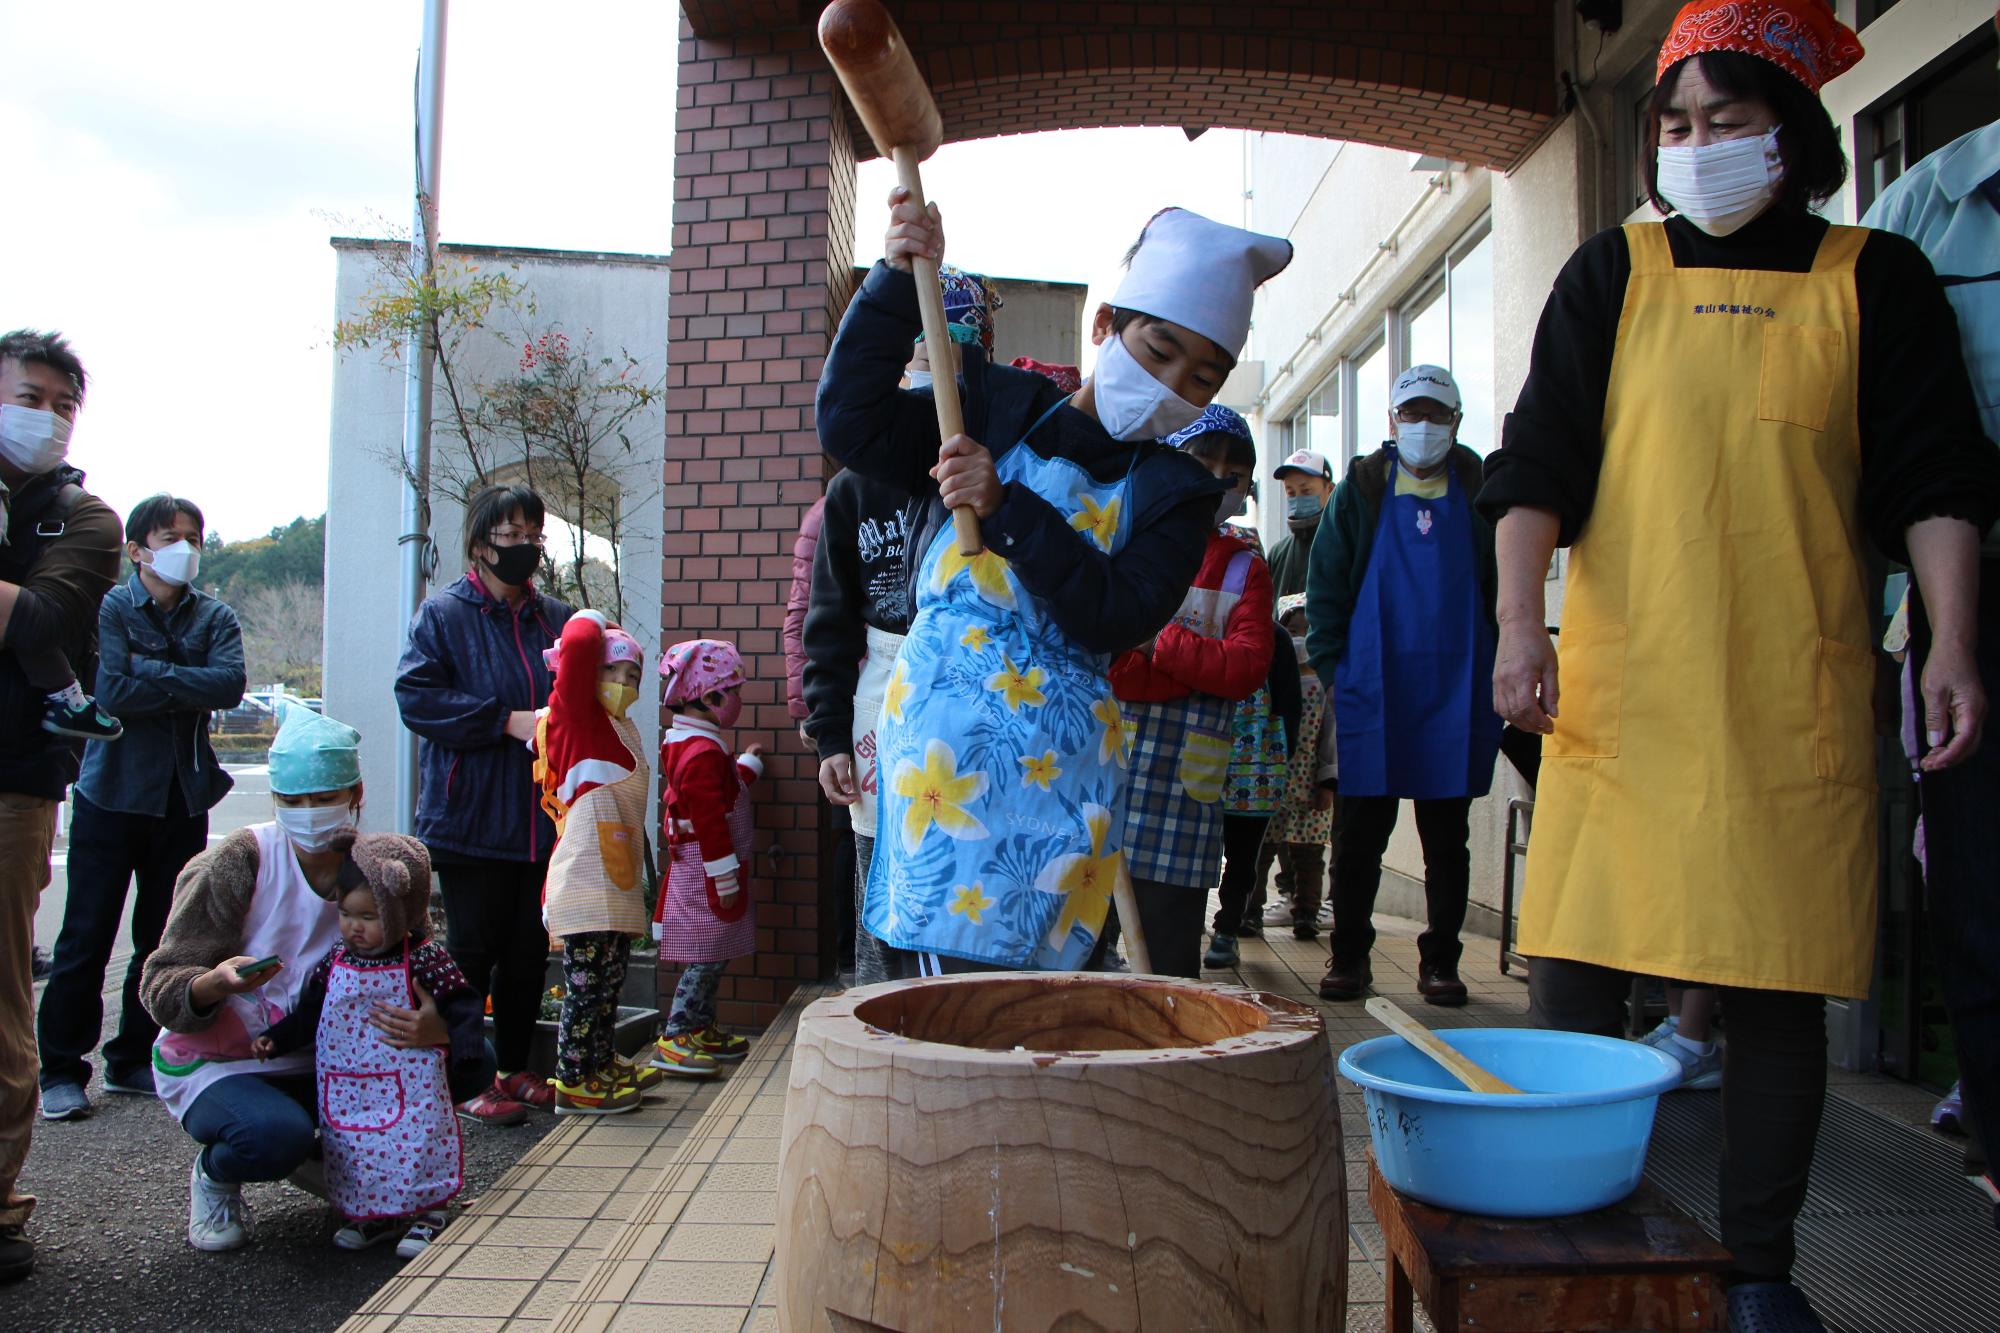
left=1815, top=638, right=1877, bottom=791
left=1758, top=324, right=1843, bottom=432
left=597, top=822, right=641, bottom=891
left=1177, top=727, right=1232, bottom=804
left=1546, top=622, right=1626, bottom=760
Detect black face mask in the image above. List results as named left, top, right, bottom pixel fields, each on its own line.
left=482, top=543, right=541, bottom=587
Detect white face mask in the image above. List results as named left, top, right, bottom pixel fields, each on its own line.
left=905, top=370, right=933, bottom=391
left=0, top=405, right=73, bottom=475
left=146, top=539, right=201, bottom=588
left=1394, top=420, right=1455, bottom=469
left=1656, top=128, right=1784, bottom=237
left=1090, top=333, right=1204, bottom=442
left=275, top=802, right=357, bottom=851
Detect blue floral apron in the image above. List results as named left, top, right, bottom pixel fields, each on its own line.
left=1334, top=449, right=1502, bottom=800
left=863, top=401, right=1138, bottom=969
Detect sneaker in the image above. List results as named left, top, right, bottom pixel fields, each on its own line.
left=1659, top=1037, right=1724, bottom=1092
left=102, top=1066, right=157, bottom=1097
left=42, top=696, right=123, bottom=741
left=1261, top=900, right=1297, bottom=927
left=613, top=1055, right=668, bottom=1091
left=552, top=1075, right=642, bottom=1116
left=0, top=1222, right=30, bottom=1283
left=39, top=1080, right=89, bottom=1121
left=1725, top=1279, right=1826, bottom=1333
left=1934, top=1081, right=1966, bottom=1136
left=1636, top=1015, right=1681, bottom=1049
left=455, top=1084, right=529, bottom=1127
left=332, top=1216, right=402, bottom=1251
left=30, top=946, right=51, bottom=981
left=1316, top=900, right=1333, bottom=928
left=649, top=1034, right=720, bottom=1077
left=691, top=1026, right=750, bottom=1063
left=1202, top=934, right=1240, bottom=970
left=397, top=1211, right=447, bottom=1260
left=496, top=1070, right=555, bottom=1110
left=1293, top=921, right=1320, bottom=942
left=187, top=1158, right=252, bottom=1252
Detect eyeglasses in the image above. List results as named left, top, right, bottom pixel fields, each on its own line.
left=1394, top=405, right=1456, bottom=425
left=487, top=528, right=546, bottom=549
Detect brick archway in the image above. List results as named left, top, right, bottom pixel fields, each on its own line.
left=662, top=1, right=1558, bottom=1025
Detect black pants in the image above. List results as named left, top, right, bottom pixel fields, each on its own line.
left=1212, top=814, right=1272, bottom=936
left=1528, top=957, right=1826, bottom=1282
left=434, top=855, right=551, bottom=1073
left=1911, top=572, right=2000, bottom=1172
left=38, top=793, right=207, bottom=1088
left=1129, top=878, right=1207, bottom=979
left=1329, top=795, right=1471, bottom=973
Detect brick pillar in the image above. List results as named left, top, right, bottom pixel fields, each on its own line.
left=662, top=15, right=858, bottom=1029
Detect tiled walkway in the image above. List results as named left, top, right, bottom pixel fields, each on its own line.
left=338, top=912, right=1951, bottom=1332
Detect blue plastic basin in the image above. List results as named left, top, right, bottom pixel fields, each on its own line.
left=1338, top=1027, right=1682, bottom=1218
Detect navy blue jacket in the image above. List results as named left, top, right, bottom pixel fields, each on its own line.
left=78, top=576, right=245, bottom=817
left=816, top=261, right=1221, bottom=656
left=394, top=573, right=572, bottom=862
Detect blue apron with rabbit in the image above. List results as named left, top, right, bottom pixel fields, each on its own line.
left=863, top=400, right=1137, bottom=969
left=1334, top=449, right=1502, bottom=799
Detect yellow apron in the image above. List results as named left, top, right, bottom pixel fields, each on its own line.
left=1519, top=222, right=1877, bottom=998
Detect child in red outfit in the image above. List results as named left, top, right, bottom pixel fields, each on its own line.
left=652, top=639, right=765, bottom=1076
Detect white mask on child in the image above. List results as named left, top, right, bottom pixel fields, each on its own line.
left=1090, top=333, right=1204, bottom=442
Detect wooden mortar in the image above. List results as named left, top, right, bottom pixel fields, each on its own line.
left=776, top=973, right=1347, bottom=1331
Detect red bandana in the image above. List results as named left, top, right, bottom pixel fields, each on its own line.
left=1657, top=0, right=1864, bottom=95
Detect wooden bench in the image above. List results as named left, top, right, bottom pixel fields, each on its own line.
left=1367, top=1152, right=1730, bottom=1331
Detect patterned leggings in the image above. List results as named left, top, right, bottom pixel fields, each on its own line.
left=557, top=932, right=629, bottom=1086
left=666, top=961, right=725, bottom=1038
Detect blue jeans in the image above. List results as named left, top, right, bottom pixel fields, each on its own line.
left=182, top=1045, right=498, bottom=1185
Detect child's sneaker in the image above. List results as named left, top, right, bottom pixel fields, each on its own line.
left=497, top=1070, right=555, bottom=1110
left=1636, top=1015, right=1681, bottom=1049
left=649, top=1034, right=720, bottom=1077
left=42, top=694, right=122, bottom=741
left=396, top=1211, right=447, bottom=1259
left=1202, top=934, right=1240, bottom=970
left=1260, top=900, right=1296, bottom=927
left=613, top=1054, right=668, bottom=1090
left=1659, top=1037, right=1723, bottom=1092
left=691, top=1026, right=750, bottom=1063
left=552, top=1075, right=642, bottom=1116
left=187, top=1158, right=253, bottom=1252
left=333, top=1216, right=402, bottom=1250
left=1934, top=1081, right=1966, bottom=1135
left=456, top=1083, right=528, bottom=1127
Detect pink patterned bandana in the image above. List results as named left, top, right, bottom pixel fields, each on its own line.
left=659, top=638, right=746, bottom=706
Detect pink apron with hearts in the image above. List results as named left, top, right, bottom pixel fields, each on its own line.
left=318, top=943, right=463, bottom=1221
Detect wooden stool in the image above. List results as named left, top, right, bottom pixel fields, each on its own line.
left=1367, top=1152, right=1729, bottom=1331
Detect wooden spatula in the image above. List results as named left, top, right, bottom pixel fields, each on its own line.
left=1365, top=997, right=1522, bottom=1095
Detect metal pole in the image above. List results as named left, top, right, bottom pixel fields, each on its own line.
left=395, top=0, right=448, bottom=835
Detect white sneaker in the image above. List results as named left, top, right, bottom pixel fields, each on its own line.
left=1261, top=900, right=1296, bottom=926
left=1636, top=1015, right=1680, bottom=1049
left=396, top=1210, right=448, bottom=1259
left=1659, top=1037, right=1723, bottom=1092
left=1316, top=900, right=1333, bottom=927
left=188, top=1158, right=253, bottom=1252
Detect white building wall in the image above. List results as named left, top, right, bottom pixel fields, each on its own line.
left=324, top=240, right=670, bottom=836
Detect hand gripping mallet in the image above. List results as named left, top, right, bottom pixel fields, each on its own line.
left=816, top=1, right=1153, bottom=973
left=818, top=0, right=982, bottom=558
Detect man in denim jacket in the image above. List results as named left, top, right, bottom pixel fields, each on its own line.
left=36, top=494, right=243, bottom=1121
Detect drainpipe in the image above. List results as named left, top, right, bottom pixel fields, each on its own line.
left=396, top=0, right=447, bottom=835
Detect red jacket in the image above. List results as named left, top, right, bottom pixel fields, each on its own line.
left=1110, top=530, right=1273, bottom=704
left=783, top=497, right=826, bottom=721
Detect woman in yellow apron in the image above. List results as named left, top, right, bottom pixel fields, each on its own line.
left=1480, top=4, right=2000, bottom=1330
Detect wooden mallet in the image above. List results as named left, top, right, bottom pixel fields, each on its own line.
left=818, top=0, right=982, bottom=557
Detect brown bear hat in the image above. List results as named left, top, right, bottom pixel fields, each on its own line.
left=329, top=831, right=433, bottom=950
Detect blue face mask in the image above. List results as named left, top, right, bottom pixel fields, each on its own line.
left=1285, top=492, right=1324, bottom=526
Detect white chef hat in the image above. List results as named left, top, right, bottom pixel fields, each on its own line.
left=1108, top=209, right=1294, bottom=361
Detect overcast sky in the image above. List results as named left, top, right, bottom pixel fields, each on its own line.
left=0, top=2, right=1246, bottom=542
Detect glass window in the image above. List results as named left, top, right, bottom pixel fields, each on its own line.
left=1306, top=375, right=1340, bottom=461
left=1613, top=60, right=1659, bottom=224
left=1351, top=337, right=1390, bottom=458
left=1403, top=278, right=1449, bottom=374
left=1449, top=228, right=1496, bottom=454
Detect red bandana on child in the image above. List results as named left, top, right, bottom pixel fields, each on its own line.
left=1657, top=0, right=1863, bottom=95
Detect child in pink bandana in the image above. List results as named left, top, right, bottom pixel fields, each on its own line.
left=651, top=639, right=764, bottom=1076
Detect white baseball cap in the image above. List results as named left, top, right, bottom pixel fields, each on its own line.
left=1272, top=449, right=1333, bottom=481
left=1391, top=364, right=1462, bottom=412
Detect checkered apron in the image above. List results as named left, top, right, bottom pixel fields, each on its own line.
left=1120, top=550, right=1253, bottom=887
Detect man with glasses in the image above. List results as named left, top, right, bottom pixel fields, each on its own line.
left=1304, top=364, right=1501, bottom=1006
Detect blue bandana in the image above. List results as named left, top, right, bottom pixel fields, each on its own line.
left=1163, top=403, right=1253, bottom=450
